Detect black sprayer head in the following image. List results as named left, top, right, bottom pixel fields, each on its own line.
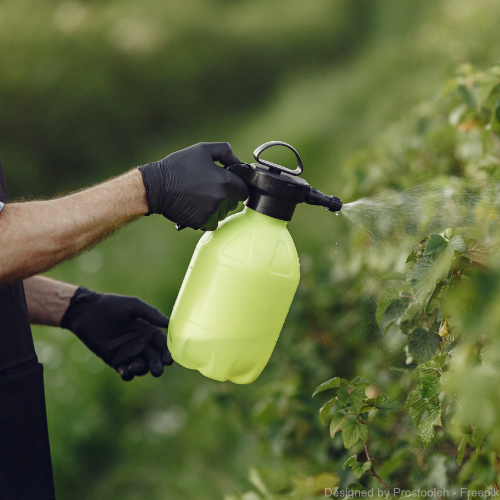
left=226, top=141, right=342, bottom=222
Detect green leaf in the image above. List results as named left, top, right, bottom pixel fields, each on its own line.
left=472, top=427, right=487, bottom=449
left=405, top=387, right=428, bottom=427
left=350, top=387, right=367, bottom=415
left=417, top=399, right=442, bottom=448
left=424, top=280, right=445, bottom=313
left=337, top=387, right=366, bottom=415
left=467, top=240, right=488, bottom=265
left=347, top=483, right=367, bottom=492
left=416, top=353, right=447, bottom=374
left=374, top=396, right=404, bottom=415
left=376, top=282, right=412, bottom=325
left=420, top=372, right=441, bottom=399
left=362, top=462, right=372, bottom=474
left=342, top=455, right=358, bottom=469
left=407, top=256, right=438, bottom=303
left=405, top=375, right=442, bottom=448
left=400, top=319, right=411, bottom=335
left=449, top=235, right=467, bottom=253
left=453, top=253, right=473, bottom=272
left=313, top=377, right=342, bottom=397
left=319, top=398, right=337, bottom=426
left=408, top=328, right=441, bottom=363
left=443, top=227, right=469, bottom=240
left=424, top=234, right=448, bottom=259
left=330, top=411, right=346, bottom=439
left=359, top=405, right=374, bottom=415
left=457, top=434, right=469, bottom=466
left=336, top=388, right=350, bottom=406
left=342, top=456, right=372, bottom=479
left=403, top=301, right=422, bottom=323
left=341, top=417, right=369, bottom=449
left=406, top=250, right=418, bottom=263
left=380, top=298, right=411, bottom=333
left=351, top=377, right=371, bottom=387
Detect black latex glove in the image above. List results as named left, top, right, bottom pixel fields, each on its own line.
left=60, top=287, right=173, bottom=381
left=138, top=142, right=249, bottom=231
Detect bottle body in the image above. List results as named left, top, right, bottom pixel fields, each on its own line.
left=167, top=207, right=300, bottom=384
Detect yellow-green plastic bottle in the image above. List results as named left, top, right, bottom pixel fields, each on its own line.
left=167, top=141, right=342, bottom=384
left=167, top=206, right=300, bottom=384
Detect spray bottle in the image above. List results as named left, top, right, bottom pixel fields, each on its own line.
left=167, top=141, right=342, bottom=384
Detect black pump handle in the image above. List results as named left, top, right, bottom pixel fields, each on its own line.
left=253, top=141, right=303, bottom=176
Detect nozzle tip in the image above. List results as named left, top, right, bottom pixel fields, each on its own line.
left=327, top=196, right=342, bottom=212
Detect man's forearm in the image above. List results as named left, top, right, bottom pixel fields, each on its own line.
left=24, top=276, right=78, bottom=326
left=0, top=169, right=148, bottom=284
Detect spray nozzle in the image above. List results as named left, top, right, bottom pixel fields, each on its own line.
left=305, top=188, right=343, bottom=212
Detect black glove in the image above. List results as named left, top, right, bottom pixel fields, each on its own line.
left=60, top=287, right=173, bottom=381
left=138, top=142, right=249, bottom=231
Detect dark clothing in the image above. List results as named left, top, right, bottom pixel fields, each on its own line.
left=0, top=165, right=37, bottom=372
left=0, top=163, right=56, bottom=499
left=0, top=364, right=55, bottom=500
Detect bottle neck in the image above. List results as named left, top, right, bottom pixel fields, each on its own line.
left=244, top=206, right=288, bottom=228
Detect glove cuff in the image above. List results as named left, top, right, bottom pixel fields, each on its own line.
left=138, top=163, right=160, bottom=216
left=60, top=286, right=100, bottom=330
left=138, top=160, right=176, bottom=218
left=137, top=165, right=152, bottom=216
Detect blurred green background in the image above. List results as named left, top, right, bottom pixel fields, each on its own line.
left=2, top=0, right=500, bottom=497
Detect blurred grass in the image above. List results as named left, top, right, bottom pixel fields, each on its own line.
left=2, top=0, right=500, bottom=497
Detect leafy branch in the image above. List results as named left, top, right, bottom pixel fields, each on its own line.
left=313, top=376, right=402, bottom=492
left=377, top=227, right=495, bottom=471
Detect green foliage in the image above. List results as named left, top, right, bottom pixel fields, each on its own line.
left=342, top=456, right=372, bottom=479
left=371, top=394, right=404, bottom=415
left=307, top=62, right=500, bottom=493
left=405, top=370, right=442, bottom=448
left=341, top=418, right=369, bottom=449
left=313, top=376, right=401, bottom=486
left=407, top=328, right=441, bottom=364
left=376, top=225, right=486, bottom=367
left=312, top=376, right=344, bottom=397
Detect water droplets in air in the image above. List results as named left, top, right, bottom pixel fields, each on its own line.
left=337, top=180, right=486, bottom=266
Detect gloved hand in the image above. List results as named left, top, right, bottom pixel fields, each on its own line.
left=60, top=287, right=173, bottom=381
left=138, top=142, right=249, bottom=231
